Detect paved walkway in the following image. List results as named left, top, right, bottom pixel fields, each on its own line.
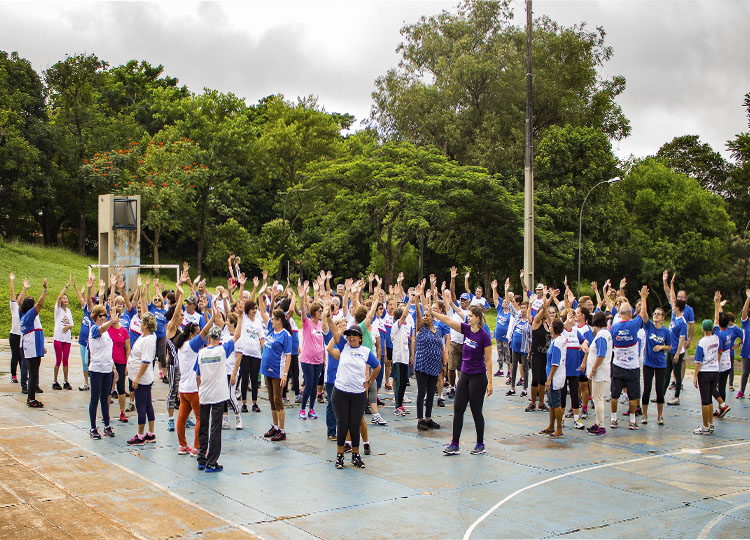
left=1, top=345, right=749, bottom=539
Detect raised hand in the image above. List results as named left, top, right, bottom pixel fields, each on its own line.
left=490, top=279, right=498, bottom=290
left=9, top=273, right=14, bottom=281
left=520, top=269, right=525, bottom=280
left=262, top=270, right=268, bottom=282
left=450, top=267, right=457, bottom=279
left=662, top=269, right=668, bottom=282
left=746, top=288, right=750, bottom=298
left=504, top=277, right=510, bottom=291
left=714, top=290, right=721, bottom=303
left=640, top=285, right=649, bottom=298
left=252, top=276, right=259, bottom=288
left=590, top=281, right=598, bottom=292
left=619, top=277, right=627, bottom=290
left=66, top=274, right=72, bottom=288
left=397, top=272, right=404, bottom=283
left=326, top=270, right=332, bottom=280
left=465, top=271, right=470, bottom=280
left=238, top=273, right=247, bottom=286
left=368, top=273, right=374, bottom=283
left=42, top=278, right=48, bottom=289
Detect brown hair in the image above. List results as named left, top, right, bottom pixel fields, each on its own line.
left=310, top=301, right=323, bottom=316
left=468, top=305, right=485, bottom=328
left=91, top=304, right=107, bottom=321
left=141, top=312, right=157, bottom=333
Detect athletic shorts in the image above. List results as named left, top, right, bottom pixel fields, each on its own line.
left=610, top=364, right=641, bottom=401
left=548, top=388, right=562, bottom=409
left=697, top=371, right=718, bottom=406
left=448, top=342, right=463, bottom=371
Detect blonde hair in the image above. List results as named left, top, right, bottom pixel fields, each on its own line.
left=141, top=312, right=157, bottom=333
left=91, top=304, right=107, bottom=321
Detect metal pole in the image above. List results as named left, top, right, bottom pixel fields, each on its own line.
left=523, top=0, right=535, bottom=289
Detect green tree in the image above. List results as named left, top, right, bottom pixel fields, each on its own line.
left=726, top=92, right=750, bottom=230
left=655, top=135, right=729, bottom=194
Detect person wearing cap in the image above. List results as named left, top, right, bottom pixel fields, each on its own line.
left=693, top=294, right=728, bottom=434
left=194, top=308, right=236, bottom=472
left=327, top=322, right=381, bottom=469
left=712, top=292, right=732, bottom=419
left=182, top=294, right=206, bottom=330
left=520, top=269, right=545, bottom=319
left=464, top=271, right=490, bottom=311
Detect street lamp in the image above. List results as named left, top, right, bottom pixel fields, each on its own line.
left=577, top=176, right=622, bottom=297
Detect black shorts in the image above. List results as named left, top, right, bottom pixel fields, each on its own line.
left=579, top=373, right=589, bottom=383
left=697, top=371, right=718, bottom=406
left=610, top=364, right=641, bottom=401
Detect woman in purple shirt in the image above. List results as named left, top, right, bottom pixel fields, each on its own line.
left=432, top=303, right=493, bottom=456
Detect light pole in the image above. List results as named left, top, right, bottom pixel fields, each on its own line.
left=577, top=176, right=622, bottom=297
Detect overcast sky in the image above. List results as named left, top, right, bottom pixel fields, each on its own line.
left=2, top=0, right=748, bottom=161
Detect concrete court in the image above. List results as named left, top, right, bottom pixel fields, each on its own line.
left=1, top=343, right=749, bottom=540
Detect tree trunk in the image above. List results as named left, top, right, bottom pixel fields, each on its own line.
left=417, top=231, right=425, bottom=283
left=482, top=256, right=491, bottom=305
left=142, top=228, right=159, bottom=274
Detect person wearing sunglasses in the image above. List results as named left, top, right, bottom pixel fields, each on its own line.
left=88, top=303, right=117, bottom=438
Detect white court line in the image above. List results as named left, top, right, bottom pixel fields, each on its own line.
left=0, top=408, right=263, bottom=540
left=463, top=440, right=750, bottom=540
left=698, top=501, right=750, bottom=538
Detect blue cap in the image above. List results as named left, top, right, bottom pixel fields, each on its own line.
left=460, top=293, right=471, bottom=301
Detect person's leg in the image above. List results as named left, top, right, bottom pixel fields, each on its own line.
left=239, top=355, right=251, bottom=403
left=416, top=371, right=427, bottom=419
left=157, top=336, right=167, bottom=372
left=510, top=350, right=520, bottom=388
left=385, top=347, right=393, bottom=388
left=206, top=402, right=224, bottom=466
left=267, top=377, right=279, bottom=427
left=593, top=381, right=605, bottom=427
left=467, top=373, right=488, bottom=444
left=325, top=382, right=336, bottom=437
left=310, top=364, right=323, bottom=412
left=729, top=357, right=735, bottom=389
left=560, top=376, right=569, bottom=411
left=673, top=355, right=683, bottom=398
left=397, top=363, right=408, bottom=407
left=198, top=404, right=210, bottom=465
left=225, top=375, right=240, bottom=415
left=291, top=355, right=300, bottom=397
left=145, top=384, right=155, bottom=434
left=654, top=367, right=666, bottom=419
left=100, top=371, right=112, bottom=427
left=521, top=354, right=529, bottom=391
left=88, top=371, right=102, bottom=429
left=642, top=365, right=654, bottom=417
left=27, top=357, right=41, bottom=402
left=53, top=340, right=63, bottom=384
left=250, top=357, right=261, bottom=404
left=332, top=388, right=349, bottom=449
left=188, top=392, right=201, bottom=449
left=718, top=370, right=729, bottom=403
left=495, top=341, right=504, bottom=375
left=273, top=378, right=285, bottom=430
left=62, top=342, right=71, bottom=383
left=135, top=383, right=148, bottom=434
left=580, top=375, right=590, bottom=415
left=664, top=354, right=674, bottom=396
left=569, top=376, right=580, bottom=416
left=80, top=345, right=89, bottom=387
left=350, top=392, right=367, bottom=451
left=20, top=351, right=28, bottom=390
left=300, top=362, right=315, bottom=411
left=425, top=374, right=437, bottom=419
left=741, top=357, right=750, bottom=394
left=177, top=393, right=190, bottom=447
left=167, top=356, right=180, bottom=419
left=9, top=333, right=20, bottom=378
left=451, top=372, right=470, bottom=444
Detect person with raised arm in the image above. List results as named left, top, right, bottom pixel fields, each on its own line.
left=663, top=277, right=688, bottom=406
left=72, top=273, right=95, bottom=391
left=87, top=300, right=116, bottom=439
left=738, top=289, right=750, bottom=398
left=164, top=270, right=188, bottom=432
left=298, top=280, right=327, bottom=420
left=639, top=289, right=671, bottom=426
left=584, top=311, right=612, bottom=435
left=107, top=276, right=132, bottom=424
left=413, top=284, right=444, bottom=431
left=464, top=271, right=490, bottom=311
left=491, top=278, right=512, bottom=378
left=390, top=295, right=412, bottom=416
left=692, top=293, right=724, bottom=435
left=126, top=285, right=158, bottom=446
left=540, top=318, right=567, bottom=438
left=713, top=292, right=733, bottom=417
left=19, top=278, right=48, bottom=408
left=8, top=273, right=25, bottom=386
left=506, top=287, right=531, bottom=397
left=432, top=302, right=493, bottom=456
left=528, top=288, right=557, bottom=412
left=52, top=275, right=75, bottom=391
left=237, top=275, right=265, bottom=413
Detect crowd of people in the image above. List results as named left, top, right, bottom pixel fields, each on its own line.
left=7, top=260, right=746, bottom=471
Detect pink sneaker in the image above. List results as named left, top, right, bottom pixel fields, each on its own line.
left=190, top=447, right=199, bottom=457
left=308, top=409, right=318, bottom=419
left=178, top=445, right=190, bottom=455
left=299, top=409, right=307, bottom=420
left=736, top=391, right=745, bottom=399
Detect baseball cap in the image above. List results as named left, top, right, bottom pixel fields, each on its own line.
left=343, top=324, right=363, bottom=337
left=459, top=293, right=471, bottom=301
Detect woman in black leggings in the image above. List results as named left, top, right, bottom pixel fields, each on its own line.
left=19, top=279, right=49, bottom=408
left=238, top=300, right=264, bottom=412
left=528, top=290, right=556, bottom=412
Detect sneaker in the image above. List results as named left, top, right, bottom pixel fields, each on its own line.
left=425, top=419, right=441, bottom=429
left=505, top=377, right=512, bottom=385
left=144, top=433, right=156, bottom=443
left=26, top=399, right=43, bottom=408
left=525, top=403, right=536, bottom=412
left=35, top=386, right=43, bottom=394
left=641, top=415, right=648, bottom=424
left=271, top=430, right=286, bottom=441
left=595, top=426, right=607, bottom=436
left=520, top=390, right=527, bottom=397
left=52, top=382, right=62, bottom=390
left=178, top=445, right=191, bottom=455
left=564, top=409, right=574, bottom=418
left=159, top=370, right=164, bottom=379
left=516, top=378, right=524, bottom=387
left=317, top=392, right=325, bottom=403
left=494, top=370, right=503, bottom=377
left=538, top=403, right=549, bottom=412
left=127, top=434, right=145, bottom=446
left=371, top=414, right=388, bottom=425
left=295, top=394, right=302, bottom=404
left=667, top=397, right=680, bottom=406
left=573, top=420, right=585, bottom=430
left=403, top=396, right=412, bottom=403
left=119, top=412, right=129, bottom=423
left=628, top=421, right=639, bottom=430
left=11, top=375, right=18, bottom=383
left=650, top=396, right=657, bottom=403
left=610, top=418, right=618, bottom=429
left=708, top=423, right=715, bottom=433
left=437, top=397, right=446, bottom=407
left=586, top=424, right=599, bottom=434
left=351, top=453, right=365, bottom=468
left=222, top=417, right=230, bottom=430
left=63, top=382, right=72, bottom=390
left=736, top=391, right=745, bottom=399
left=308, top=409, right=317, bottom=419
left=384, top=383, right=392, bottom=390
left=400, top=406, right=410, bottom=415
left=90, top=427, right=101, bottom=440
left=658, top=417, right=664, bottom=425
left=713, top=409, right=720, bottom=417
left=299, top=409, right=307, bottom=420
left=693, top=425, right=711, bottom=435
left=167, top=417, right=175, bottom=431
left=79, top=383, right=90, bottom=391
left=327, top=435, right=337, bottom=441
left=635, top=406, right=642, bottom=416
left=364, top=405, right=372, bottom=415
left=125, top=402, right=135, bottom=412
left=186, top=417, right=195, bottom=428
left=718, top=404, right=731, bottom=418
left=394, top=407, right=403, bottom=416
left=619, top=394, right=629, bottom=405
left=729, top=386, right=735, bottom=392
left=263, top=426, right=279, bottom=438
left=443, top=443, right=460, bottom=455
left=363, top=442, right=371, bottom=455
left=669, top=381, right=676, bottom=390
left=103, top=426, right=115, bottom=437
left=335, top=453, right=345, bottom=469
left=505, top=389, right=516, bottom=396
left=241, top=403, right=249, bottom=413
left=471, top=443, right=486, bottom=455
left=344, top=442, right=352, bottom=453
left=418, top=419, right=429, bottom=431
left=110, top=390, right=118, bottom=399
left=448, top=388, right=456, bottom=399
left=252, top=403, right=261, bottom=413
left=197, top=462, right=206, bottom=470
left=190, top=447, right=199, bottom=457
left=205, top=464, right=224, bottom=473
left=580, top=409, right=588, bottom=420
left=377, top=398, right=385, bottom=406
left=235, top=415, right=243, bottom=430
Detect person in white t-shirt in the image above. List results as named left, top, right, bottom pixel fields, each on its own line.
left=237, top=296, right=265, bottom=413
left=87, top=303, right=116, bottom=439
left=585, top=311, right=612, bottom=436
left=127, top=310, right=158, bottom=446
left=391, top=303, right=412, bottom=415
left=52, top=276, right=74, bottom=390
left=8, top=273, right=27, bottom=386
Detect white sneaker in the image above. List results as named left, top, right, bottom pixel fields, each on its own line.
left=403, top=396, right=412, bottom=403
left=235, top=414, right=243, bottom=430
left=667, top=397, right=680, bottom=406
left=693, top=425, right=711, bottom=435
left=222, top=417, right=230, bottom=430
left=573, top=420, right=585, bottom=430
left=371, top=413, right=388, bottom=425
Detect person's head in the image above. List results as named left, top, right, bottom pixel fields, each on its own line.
left=619, top=302, right=633, bottom=321
left=475, top=286, right=484, bottom=298
left=702, top=319, right=713, bottom=335
left=60, top=293, right=69, bottom=308
left=677, top=289, right=688, bottom=303
left=244, top=300, right=258, bottom=317
left=375, top=303, right=384, bottom=317
left=459, top=292, right=471, bottom=308
left=354, top=305, right=368, bottom=324
left=386, top=298, right=395, bottom=314
left=422, top=305, right=434, bottom=326
left=197, top=281, right=206, bottom=295
left=207, top=324, right=222, bottom=343
left=551, top=318, right=565, bottom=337
left=333, top=316, right=346, bottom=333
left=198, top=294, right=209, bottom=312
left=576, top=305, right=590, bottom=326
left=343, top=324, right=363, bottom=347
left=718, top=312, right=729, bottom=329
left=114, top=295, right=126, bottom=315
left=279, top=297, right=291, bottom=312
left=310, top=301, right=323, bottom=320
left=592, top=311, right=607, bottom=330
left=172, top=322, right=198, bottom=349
left=186, top=295, right=198, bottom=313
left=272, top=308, right=291, bottom=333
left=673, top=298, right=686, bottom=315
left=432, top=300, right=446, bottom=315
left=332, top=295, right=342, bottom=310
left=547, top=304, right=558, bottom=321
left=141, top=312, right=157, bottom=334
left=535, top=283, right=544, bottom=297
left=336, top=283, right=345, bottom=295
left=467, top=305, right=485, bottom=329
left=151, top=293, right=164, bottom=309
left=727, top=311, right=736, bottom=324
left=227, top=312, right=239, bottom=332
left=91, top=304, right=108, bottom=324
left=653, top=306, right=665, bottom=324
left=579, top=295, right=594, bottom=312
left=520, top=301, right=529, bottom=318
left=393, top=307, right=404, bottom=321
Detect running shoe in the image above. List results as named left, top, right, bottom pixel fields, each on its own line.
left=517, top=378, right=524, bottom=387
left=110, top=390, right=118, bottom=399
left=470, top=443, right=486, bottom=455
left=610, top=418, right=618, bottom=429
left=90, top=428, right=101, bottom=440
left=693, top=425, right=711, bottom=435
left=718, top=404, right=731, bottom=418
left=125, top=402, right=135, bottom=412
left=505, top=377, right=512, bottom=385
left=317, top=392, right=326, bottom=403
left=270, top=430, right=286, bottom=441
left=418, top=419, right=429, bottom=431
left=252, top=403, right=261, bottom=413
left=127, top=434, right=145, bottom=446
left=308, top=409, right=317, bottom=419
left=186, top=417, right=195, bottom=428
left=494, top=370, right=503, bottom=377
left=729, top=386, right=735, bottom=392
left=628, top=421, right=639, bottom=430
left=667, top=397, right=680, bottom=406
left=403, top=396, right=413, bottom=403
left=564, top=409, right=574, bottom=418
left=448, top=388, right=456, bottom=399
left=52, top=382, right=62, bottom=390
left=336, top=453, right=345, bottom=469
left=344, top=442, right=352, bottom=453
left=586, top=424, right=599, bottom=434
left=103, top=426, right=115, bottom=438
left=669, top=381, right=676, bottom=390
left=327, top=435, right=337, bottom=441
left=35, top=386, right=43, bottom=393
left=520, top=390, right=527, bottom=398
left=371, top=414, right=388, bottom=425
left=11, top=375, right=17, bottom=384
left=363, top=442, right=371, bottom=455
left=537, top=403, right=549, bottom=412
left=595, top=426, right=606, bottom=436
left=384, top=383, right=392, bottom=390
left=235, top=386, right=241, bottom=400
left=505, top=389, right=516, bottom=396
left=178, top=445, right=191, bottom=455
left=400, top=406, right=410, bottom=415
left=205, top=464, right=224, bottom=473
left=713, top=409, right=720, bottom=417
left=635, top=406, right=642, bottom=416
left=580, top=409, right=588, bottom=419
left=364, top=405, right=372, bottom=415
left=241, top=403, right=249, bottom=413
left=650, top=396, right=657, bottom=403
left=708, top=423, right=715, bottom=433
left=525, top=403, right=536, bottom=412
left=144, top=433, right=156, bottom=443
left=573, top=420, right=585, bottom=430
left=263, top=426, right=279, bottom=438
left=26, top=399, right=43, bottom=408
left=222, top=417, right=230, bottom=430
left=443, top=443, right=460, bottom=455
left=394, top=407, right=403, bottom=416
left=299, top=409, right=307, bottom=420
left=295, top=394, right=302, bottom=404
left=619, top=394, right=629, bottom=405
left=235, top=414, right=243, bottom=430
left=351, top=453, right=365, bottom=468
left=377, top=398, right=385, bottom=406
left=198, top=462, right=206, bottom=470
left=79, top=384, right=90, bottom=391
left=641, top=415, right=648, bottom=424
left=167, top=417, right=175, bottom=431
left=425, top=419, right=441, bottom=429
left=736, top=391, right=745, bottom=399
left=437, top=397, right=446, bottom=407
left=190, top=447, right=199, bottom=457
left=63, top=382, right=72, bottom=390
left=657, top=417, right=664, bottom=425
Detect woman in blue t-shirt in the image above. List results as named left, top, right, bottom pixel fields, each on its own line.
left=641, top=301, right=672, bottom=425
left=413, top=288, right=444, bottom=431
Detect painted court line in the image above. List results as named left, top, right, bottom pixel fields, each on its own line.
left=463, top=440, right=750, bottom=540
left=698, top=500, right=750, bottom=538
